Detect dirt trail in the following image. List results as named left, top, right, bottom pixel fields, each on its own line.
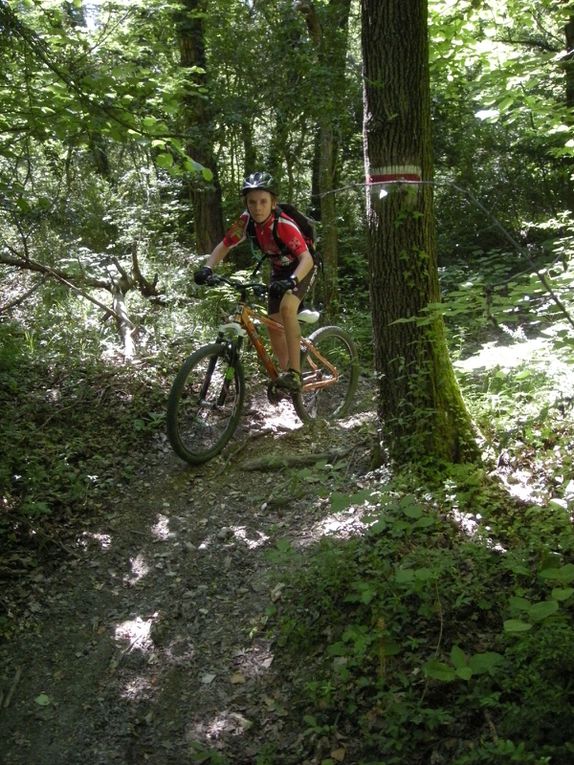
left=0, top=391, right=375, bottom=765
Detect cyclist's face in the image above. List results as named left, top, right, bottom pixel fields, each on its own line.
left=245, top=190, right=274, bottom=223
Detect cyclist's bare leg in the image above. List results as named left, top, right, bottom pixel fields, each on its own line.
left=268, top=293, right=302, bottom=372
left=267, top=312, right=289, bottom=370
left=279, top=292, right=302, bottom=373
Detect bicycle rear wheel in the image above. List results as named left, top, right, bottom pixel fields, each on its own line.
left=292, top=325, right=359, bottom=422
left=166, top=343, right=245, bottom=464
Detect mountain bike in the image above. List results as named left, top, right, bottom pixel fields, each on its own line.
left=166, top=275, right=359, bottom=464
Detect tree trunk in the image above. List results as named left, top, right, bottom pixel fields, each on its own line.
left=298, top=0, right=352, bottom=317
left=176, top=0, right=224, bottom=253
left=361, top=0, right=479, bottom=465
left=563, top=7, right=574, bottom=213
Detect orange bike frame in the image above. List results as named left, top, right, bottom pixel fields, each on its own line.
left=232, top=302, right=340, bottom=392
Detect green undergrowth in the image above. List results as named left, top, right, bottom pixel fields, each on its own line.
left=264, top=471, right=574, bottom=765
left=0, top=319, right=170, bottom=638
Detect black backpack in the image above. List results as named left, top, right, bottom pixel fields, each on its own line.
left=246, top=203, right=318, bottom=260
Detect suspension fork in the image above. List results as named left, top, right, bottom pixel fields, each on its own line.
left=212, top=336, right=243, bottom=407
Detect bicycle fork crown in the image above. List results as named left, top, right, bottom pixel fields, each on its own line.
left=218, top=321, right=247, bottom=338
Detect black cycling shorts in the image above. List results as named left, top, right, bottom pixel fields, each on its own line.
left=267, top=266, right=315, bottom=315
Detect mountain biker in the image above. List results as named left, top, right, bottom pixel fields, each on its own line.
left=194, top=171, right=315, bottom=392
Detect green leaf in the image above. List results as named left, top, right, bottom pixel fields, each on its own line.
left=468, top=651, right=504, bottom=675
left=414, top=516, right=436, bottom=528
left=498, top=95, right=515, bottom=112
left=330, top=492, right=351, bottom=512
left=155, top=152, right=174, bottom=169
left=382, top=640, right=401, bottom=656
left=402, top=504, right=423, bottom=519
left=35, top=693, right=51, bottom=706
left=503, top=619, right=532, bottom=633
left=424, top=659, right=456, bottom=682
left=455, top=666, right=473, bottom=681
left=142, top=116, right=159, bottom=129
left=528, top=599, right=559, bottom=622
left=509, top=596, right=531, bottom=613
left=327, top=641, right=347, bottom=657
left=450, top=644, right=467, bottom=669
left=414, top=567, right=435, bottom=582
left=551, top=587, right=574, bottom=602
left=540, top=564, right=574, bottom=584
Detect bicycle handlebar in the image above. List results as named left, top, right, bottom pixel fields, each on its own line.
left=205, top=274, right=268, bottom=298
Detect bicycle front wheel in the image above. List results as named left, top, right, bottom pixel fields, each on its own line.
left=293, top=325, right=359, bottom=422
left=166, top=343, right=245, bottom=464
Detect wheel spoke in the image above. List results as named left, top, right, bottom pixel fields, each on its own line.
left=167, top=345, right=244, bottom=463
left=293, top=326, right=359, bottom=422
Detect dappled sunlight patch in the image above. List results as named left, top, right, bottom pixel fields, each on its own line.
left=450, top=508, right=481, bottom=537
left=498, top=469, right=547, bottom=504
left=45, top=387, right=61, bottom=403
left=151, top=513, right=173, bottom=540
left=308, top=510, right=369, bottom=541
left=456, top=337, right=547, bottom=372
left=77, top=531, right=112, bottom=550
left=120, top=675, right=157, bottom=701
left=114, top=613, right=158, bottom=654
left=229, top=525, right=269, bottom=549
left=244, top=391, right=303, bottom=435
left=337, top=410, right=377, bottom=429
left=297, top=493, right=378, bottom=547
left=456, top=327, right=574, bottom=398
left=198, top=525, right=269, bottom=551
left=124, top=552, right=150, bottom=585
left=187, top=710, right=253, bottom=747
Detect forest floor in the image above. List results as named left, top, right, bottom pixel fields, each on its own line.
left=0, top=380, right=378, bottom=765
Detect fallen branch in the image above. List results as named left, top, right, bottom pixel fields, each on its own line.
left=131, top=242, right=160, bottom=297
left=2, top=666, right=22, bottom=708
left=0, top=276, right=46, bottom=314
left=0, top=251, right=116, bottom=317
left=112, top=287, right=135, bottom=359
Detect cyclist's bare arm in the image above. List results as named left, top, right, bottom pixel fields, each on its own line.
left=205, top=241, right=231, bottom=270
left=292, top=250, right=314, bottom=284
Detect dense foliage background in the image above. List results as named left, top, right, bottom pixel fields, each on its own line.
left=1, top=0, right=574, bottom=762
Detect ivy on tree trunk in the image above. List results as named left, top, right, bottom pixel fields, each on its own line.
left=361, top=0, right=480, bottom=465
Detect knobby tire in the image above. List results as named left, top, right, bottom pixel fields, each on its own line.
left=292, top=325, right=359, bottom=422
left=166, top=343, right=245, bottom=464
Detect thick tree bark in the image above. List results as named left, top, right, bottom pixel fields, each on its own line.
left=361, top=0, right=479, bottom=464
left=176, top=0, right=224, bottom=253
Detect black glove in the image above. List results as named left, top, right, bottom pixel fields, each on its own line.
left=194, top=266, right=213, bottom=285
left=269, top=276, right=297, bottom=299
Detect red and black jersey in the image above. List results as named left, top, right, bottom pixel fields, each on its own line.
left=222, top=209, right=308, bottom=270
